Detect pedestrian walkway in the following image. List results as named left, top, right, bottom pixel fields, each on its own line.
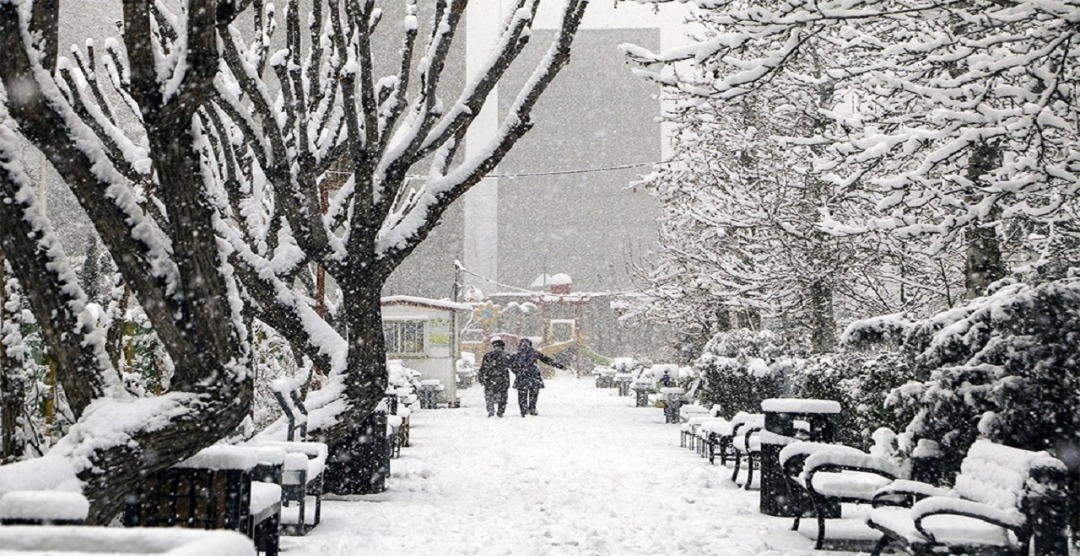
left=284, top=377, right=864, bottom=556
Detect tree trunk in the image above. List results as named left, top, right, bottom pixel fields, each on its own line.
left=0, top=259, right=25, bottom=463
left=73, top=379, right=253, bottom=523
left=964, top=222, right=1005, bottom=298
left=318, top=278, right=390, bottom=493
left=964, top=142, right=1005, bottom=298
left=807, top=280, right=836, bottom=353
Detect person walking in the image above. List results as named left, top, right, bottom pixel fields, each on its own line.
left=510, top=338, right=565, bottom=417
left=478, top=337, right=513, bottom=418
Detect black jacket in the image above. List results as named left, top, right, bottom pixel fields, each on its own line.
left=478, top=349, right=513, bottom=391
left=510, top=345, right=562, bottom=390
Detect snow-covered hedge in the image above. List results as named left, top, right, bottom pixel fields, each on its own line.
left=847, top=276, right=1080, bottom=536
left=693, top=329, right=791, bottom=416
left=786, top=352, right=919, bottom=449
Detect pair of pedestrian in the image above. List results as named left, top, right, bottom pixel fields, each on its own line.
left=477, top=337, right=565, bottom=417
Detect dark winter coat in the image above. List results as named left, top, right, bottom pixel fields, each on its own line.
left=478, top=348, right=513, bottom=391
left=510, top=343, right=563, bottom=390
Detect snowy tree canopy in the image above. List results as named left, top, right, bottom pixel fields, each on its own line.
left=624, top=0, right=1080, bottom=298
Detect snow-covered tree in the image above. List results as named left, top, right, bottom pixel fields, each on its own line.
left=198, top=0, right=589, bottom=492
left=0, top=0, right=590, bottom=517
left=621, top=10, right=963, bottom=351
left=0, top=0, right=258, bottom=521
left=623, top=0, right=1080, bottom=299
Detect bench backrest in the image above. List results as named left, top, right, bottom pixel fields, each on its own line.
left=270, top=378, right=308, bottom=441
left=124, top=466, right=252, bottom=532
left=954, top=440, right=1064, bottom=512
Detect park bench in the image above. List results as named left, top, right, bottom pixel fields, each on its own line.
left=0, top=490, right=89, bottom=526
left=679, top=404, right=719, bottom=450
left=248, top=441, right=327, bottom=536
left=123, top=445, right=283, bottom=556
left=383, top=388, right=412, bottom=458
left=780, top=441, right=905, bottom=550
left=706, top=412, right=761, bottom=467
left=866, top=439, right=1069, bottom=556
left=730, top=415, right=764, bottom=489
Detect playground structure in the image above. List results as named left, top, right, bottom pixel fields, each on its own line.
left=460, top=274, right=611, bottom=374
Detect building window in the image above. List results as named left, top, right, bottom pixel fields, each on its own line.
left=384, top=320, right=426, bottom=354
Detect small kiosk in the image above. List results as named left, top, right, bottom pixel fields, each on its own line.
left=381, top=296, right=472, bottom=407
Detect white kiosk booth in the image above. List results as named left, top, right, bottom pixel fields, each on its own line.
left=381, top=296, right=472, bottom=407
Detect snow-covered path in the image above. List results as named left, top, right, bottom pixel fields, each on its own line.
left=284, top=377, right=866, bottom=556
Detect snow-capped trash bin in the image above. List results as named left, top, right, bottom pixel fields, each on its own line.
left=759, top=398, right=841, bottom=516
left=631, top=379, right=652, bottom=407
left=419, top=380, right=442, bottom=409
left=594, top=366, right=616, bottom=388
left=660, top=387, right=686, bottom=423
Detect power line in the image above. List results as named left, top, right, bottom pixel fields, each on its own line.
left=397, top=161, right=660, bottom=181
left=488, top=161, right=656, bottom=178
left=455, top=262, right=538, bottom=295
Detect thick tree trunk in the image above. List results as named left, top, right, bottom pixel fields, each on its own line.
left=317, top=278, right=389, bottom=493
left=73, top=380, right=252, bottom=523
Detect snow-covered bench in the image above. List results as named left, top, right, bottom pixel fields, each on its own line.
left=0, top=490, right=89, bottom=525
left=706, top=412, right=761, bottom=468
left=678, top=404, right=719, bottom=451
left=866, top=439, right=1069, bottom=556
left=780, top=441, right=905, bottom=550
left=383, top=388, right=412, bottom=457
left=730, top=414, right=765, bottom=489
left=0, top=525, right=255, bottom=556
left=702, top=419, right=732, bottom=464
left=248, top=441, right=327, bottom=536
left=124, top=445, right=283, bottom=556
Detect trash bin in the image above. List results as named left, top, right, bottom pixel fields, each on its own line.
left=419, top=380, right=441, bottom=409
left=660, top=387, right=686, bottom=423
left=759, top=398, right=841, bottom=516
left=614, top=373, right=632, bottom=396
left=632, top=379, right=651, bottom=407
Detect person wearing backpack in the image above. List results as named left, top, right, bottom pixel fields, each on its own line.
left=510, top=338, right=565, bottom=417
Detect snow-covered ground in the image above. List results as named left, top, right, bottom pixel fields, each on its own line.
left=283, top=376, right=871, bottom=556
